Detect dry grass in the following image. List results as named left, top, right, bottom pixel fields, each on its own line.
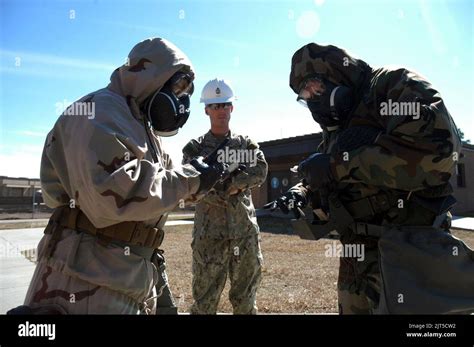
left=162, top=217, right=474, bottom=314
left=452, top=229, right=474, bottom=248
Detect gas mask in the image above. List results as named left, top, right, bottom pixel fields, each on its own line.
left=145, top=72, right=194, bottom=137
left=297, top=75, right=353, bottom=128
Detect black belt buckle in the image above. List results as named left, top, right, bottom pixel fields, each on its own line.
left=368, top=194, right=383, bottom=214
left=354, top=222, right=369, bottom=236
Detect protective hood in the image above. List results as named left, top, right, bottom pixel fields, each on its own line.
left=108, top=37, right=194, bottom=118
left=290, top=43, right=371, bottom=96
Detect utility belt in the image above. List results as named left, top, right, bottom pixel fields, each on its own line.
left=293, top=191, right=454, bottom=241
left=349, top=214, right=451, bottom=239
left=44, top=206, right=165, bottom=258
left=347, top=191, right=454, bottom=237
left=344, top=192, right=395, bottom=220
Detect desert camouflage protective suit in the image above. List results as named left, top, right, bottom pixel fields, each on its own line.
left=290, top=43, right=466, bottom=314
left=23, top=38, right=201, bottom=314
left=182, top=130, right=267, bottom=314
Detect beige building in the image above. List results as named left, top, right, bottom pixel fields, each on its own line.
left=253, top=133, right=474, bottom=216
left=0, top=176, right=41, bottom=204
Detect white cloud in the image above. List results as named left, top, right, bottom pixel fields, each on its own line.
left=15, top=130, right=47, bottom=138
left=419, top=0, right=446, bottom=54
left=0, top=66, right=102, bottom=81
left=0, top=142, right=43, bottom=178
left=0, top=151, right=41, bottom=178
left=99, top=20, right=253, bottom=49
left=0, top=49, right=116, bottom=71
left=0, top=49, right=117, bottom=81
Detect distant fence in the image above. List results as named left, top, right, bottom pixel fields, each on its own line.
left=0, top=197, right=43, bottom=205
left=0, top=196, right=52, bottom=217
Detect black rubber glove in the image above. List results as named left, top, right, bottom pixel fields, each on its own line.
left=212, top=164, right=247, bottom=193
left=263, top=185, right=309, bottom=219
left=190, top=157, right=227, bottom=195
left=297, top=153, right=333, bottom=189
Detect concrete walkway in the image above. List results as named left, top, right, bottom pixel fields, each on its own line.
left=0, top=219, right=49, bottom=230
left=0, top=219, right=194, bottom=314
left=0, top=228, right=39, bottom=314
left=451, top=216, right=474, bottom=231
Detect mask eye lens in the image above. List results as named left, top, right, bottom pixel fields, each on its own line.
left=186, top=82, right=194, bottom=96
left=297, top=77, right=326, bottom=102
left=169, top=73, right=194, bottom=97
left=172, top=79, right=186, bottom=94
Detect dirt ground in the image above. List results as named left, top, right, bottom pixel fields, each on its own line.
left=162, top=216, right=474, bottom=314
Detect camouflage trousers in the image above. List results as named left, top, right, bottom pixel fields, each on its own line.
left=337, top=238, right=381, bottom=315
left=24, top=228, right=177, bottom=314
left=190, top=233, right=263, bottom=314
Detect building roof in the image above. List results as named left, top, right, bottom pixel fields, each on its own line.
left=259, top=133, right=474, bottom=150
left=462, top=142, right=474, bottom=150
left=259, top=132, right=322, bottom=148
left=0, top=176, right=40, bottom=180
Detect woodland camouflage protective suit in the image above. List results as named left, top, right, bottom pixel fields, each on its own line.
left=288, top=43, right=474, bottom=314
left=22, top=38, right=203, bottom=314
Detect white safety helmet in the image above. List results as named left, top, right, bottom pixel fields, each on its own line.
left=200, top=78, right=236, bottom=105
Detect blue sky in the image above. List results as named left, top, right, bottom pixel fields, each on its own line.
left=0, top=0, right=472, bottom=178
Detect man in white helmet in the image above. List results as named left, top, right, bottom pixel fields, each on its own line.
left=182, top=78, right=268, bottom=314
